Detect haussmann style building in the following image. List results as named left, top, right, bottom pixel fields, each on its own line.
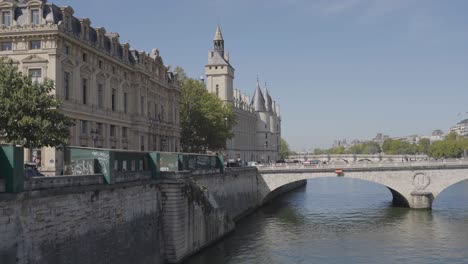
left=0, top=0, right=181, bottom=174
left=205, top=25, right=282, bottom=163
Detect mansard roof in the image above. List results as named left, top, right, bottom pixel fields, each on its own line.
left=1, top=0, right=173, bottom=73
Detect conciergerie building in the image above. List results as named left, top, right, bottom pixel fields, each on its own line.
left=0, top=0, right=181, bottom=174
left=205, top=25, right=282, bottom=163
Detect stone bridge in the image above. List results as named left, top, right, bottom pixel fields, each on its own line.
left=288, top=154, right=428, bottom=164
left=257, top=162, right=468, bottom=209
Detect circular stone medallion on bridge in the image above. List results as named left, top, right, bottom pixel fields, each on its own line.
left=413, top=173, right=431, bottom=191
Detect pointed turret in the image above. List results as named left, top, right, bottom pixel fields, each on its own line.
left=252, top=78, right=266, bottom=112
left=263, top=83, right=273, bottom=113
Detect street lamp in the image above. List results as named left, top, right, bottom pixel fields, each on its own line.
left=90, top=129, right=99, bottom=148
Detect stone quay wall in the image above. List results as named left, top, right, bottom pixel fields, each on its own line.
left=196, top=168, right=307, bottom=220
left=0, top=168, right=306, bottom=264
left=0, top=179, right=165, bottom=264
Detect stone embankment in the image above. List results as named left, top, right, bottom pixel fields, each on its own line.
left=0, top=168, right=306, bottom=264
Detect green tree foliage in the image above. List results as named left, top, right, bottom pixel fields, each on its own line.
left=346, top=142, right=381, bottom=154
left=418, top=138, right=431, bottom=154
left=178, top=70, right=236, bottom=153
left=280, top=138, right=290, bottom=160
left=428, top=132, right=468, bottom=159
left=382, top=139, right=419, bottom=155
left=0, top=61, right=74, bottom=149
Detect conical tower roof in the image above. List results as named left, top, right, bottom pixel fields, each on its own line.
left=264, top=84, right=273, bottom=113
left=252, top=79, right=266, bottom=112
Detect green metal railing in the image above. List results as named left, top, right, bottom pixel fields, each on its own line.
left=0, top=146, right=225, bottom=191
left=64, top=147, right=224, bottom=184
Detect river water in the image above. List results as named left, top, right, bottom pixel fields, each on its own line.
left=184, top=178, right=468, bottom=264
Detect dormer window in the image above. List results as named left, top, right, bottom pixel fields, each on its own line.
left=2, top=11, right=11, bottom=26
left=31, top=10, right=40, bottom=25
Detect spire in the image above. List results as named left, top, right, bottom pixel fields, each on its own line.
left=214, top=24, right=223, bottom=41
left=213, top=24, right=225, bottom=56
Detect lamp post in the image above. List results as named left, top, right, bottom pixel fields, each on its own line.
left=90, top=129, right=99, bottom=148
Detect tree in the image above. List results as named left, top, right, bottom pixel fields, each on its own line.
left=179, top=75, right=236, bottom=153
left=418, top=138, right=431, bottom=154
left=280, top=138, right=290, bottom=160
left=0, top=61, right=74, bottom=149
left=428, top=132, right=467, bottom=159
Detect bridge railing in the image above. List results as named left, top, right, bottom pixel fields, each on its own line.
left=258, top=160, right=468, bottom=171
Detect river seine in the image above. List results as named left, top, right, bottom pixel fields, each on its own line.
left=184, top=178, right=468, bottom=264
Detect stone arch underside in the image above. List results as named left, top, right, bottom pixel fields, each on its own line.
left=258, top=172, right=410, bottom=208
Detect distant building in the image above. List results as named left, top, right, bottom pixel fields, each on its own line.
left=0, top=0, right=181, bottom=173
left=205, top=25, right=281, bottom=162
left=450, top=119, right=468, bottom=137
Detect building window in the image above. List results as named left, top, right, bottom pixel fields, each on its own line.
left=64, top=45, right=70, bottom=55
left=31, top=10, right=40, bottom=25
left=30, top=40, right=41, bottom=49
left=216, top=84, right=219, bottom=96
left=140, top=96, right=144, bottom=115
left=111, top=88, right=116, bottom=111
left=215, top=66, right=218, bottom=69
left=28, top=69, right=42, bottom=83
left=140, top=136, right=145, bottom=151
left=80, top=120, right=87, bottom=134
left=110, top=125, right=116, bottom=137
left=82, top=52, right=87, bottom=62
left=112, top=66, right=116, bottom=74
left=97, top=83, right=103, bottom=109
left=1, top=42, right=12, bottom=51
left=265, top=133, right=268, bottom=139
left=2, top=11, right=11, bottom=26
left=122, top=127, right=127, bottom=138
left=98, top=60, right=103, bottom=69
left=64, top=72, right=70, bottom=100
left=124, top=92, right=128, bottom=114
left=82, top=78, right=88, bottom=105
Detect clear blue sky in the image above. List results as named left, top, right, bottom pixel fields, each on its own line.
left=60, top=0, right=468, bottom=151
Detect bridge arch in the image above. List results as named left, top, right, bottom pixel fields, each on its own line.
left=257, top=166, right=468, bottom=209
left=257, top=172, right=410, bottom=208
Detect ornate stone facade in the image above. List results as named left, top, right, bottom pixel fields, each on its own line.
left=0, top=0, right=181, bottom=173
left=205, top=25, right=281, bottom=163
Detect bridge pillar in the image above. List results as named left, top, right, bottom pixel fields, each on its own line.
left=410, top=191, right=433, bottom=209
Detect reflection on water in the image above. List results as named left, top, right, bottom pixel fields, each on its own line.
left=184, top=178, right=468, bottom=264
